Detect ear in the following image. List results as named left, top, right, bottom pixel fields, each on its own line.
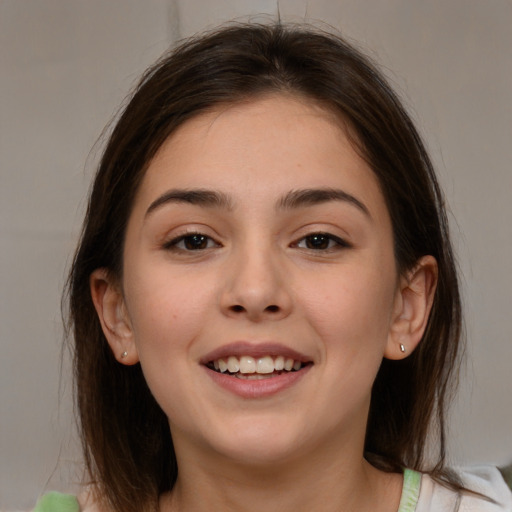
left=385, top=255, right=438, bottom=360
left=89, top=268, right=139, bottom=365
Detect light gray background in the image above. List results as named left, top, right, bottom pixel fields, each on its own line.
left=1, top=1, right=511, bottom=510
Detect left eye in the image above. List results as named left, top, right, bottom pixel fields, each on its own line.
left=166, top=233, right=219, bottom=251
left=294, top=233, right=347, bottom=250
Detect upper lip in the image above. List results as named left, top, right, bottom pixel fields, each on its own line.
left=200, top=341, right=312, bottom=365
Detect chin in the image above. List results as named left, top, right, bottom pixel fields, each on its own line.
left=204, top=416, right=311, bottom=466
left=218, top=439, right=302, bottom=467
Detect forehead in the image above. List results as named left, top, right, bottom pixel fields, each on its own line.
left=132, top=95, right=386, bottom=217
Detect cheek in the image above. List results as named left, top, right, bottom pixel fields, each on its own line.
left=123, top=275, right=210, bottom=420
left=124, top=268, right=214, bottom=360
left=302, top=259, right=397, bottom=353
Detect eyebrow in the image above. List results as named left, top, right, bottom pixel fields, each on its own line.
left=277, top=188, right=371, bottom=217
left=145, top=186, right=370, bottom=219
left=145, top=188, right=233, bottom=218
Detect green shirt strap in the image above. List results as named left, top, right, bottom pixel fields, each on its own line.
left=33, top=491, right=80, bottom=512
left=397, top=468, right=422, bottom=512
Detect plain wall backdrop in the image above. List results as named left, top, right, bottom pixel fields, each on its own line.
left=1, top=1, right=511, bottom=509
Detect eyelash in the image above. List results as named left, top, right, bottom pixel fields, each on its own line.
left=293, top=232, right=350, bottom=251
left=163, top=231, right=349, bottom=253
left=163, top=232, right=220, bottom=252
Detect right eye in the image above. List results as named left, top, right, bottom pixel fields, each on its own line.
left=164, top=233, right=219, bottom=251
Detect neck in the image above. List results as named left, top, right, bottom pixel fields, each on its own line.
left=161, top=437, right=402, bottom=512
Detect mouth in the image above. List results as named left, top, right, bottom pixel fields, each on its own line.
left=200, top=342, right=313, bottom=395
left=206, top=355, right=310, bottom=380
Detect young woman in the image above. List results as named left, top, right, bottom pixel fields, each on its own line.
left=34, top=23, right=512, bottom=512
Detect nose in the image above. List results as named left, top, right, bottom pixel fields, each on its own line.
left=220, top=244, right=293, bottom=322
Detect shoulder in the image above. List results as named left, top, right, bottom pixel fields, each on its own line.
left=32, top=488, right=104, bottom=512
left=77, top=487, right=104, bottom=512
left=417, top=466, right=512, bottom=512
left=32, top=492, right=80, bottom=512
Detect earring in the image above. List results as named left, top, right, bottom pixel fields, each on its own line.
left=399, top=344, right=406, bottom=353
left=121, top=351, right=128, bottom=359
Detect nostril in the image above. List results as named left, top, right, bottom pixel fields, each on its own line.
left=229, top=304, right=279, bottom=314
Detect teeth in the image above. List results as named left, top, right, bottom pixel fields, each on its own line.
left=256, top=356, right=274, bottom=374
left=235, top=373, right=274, bottom=380
left=211, top=355, right=305, bottom=375
left=239, top=356, right=256, bottom=374
left=227, top=356, right=240, bottom=373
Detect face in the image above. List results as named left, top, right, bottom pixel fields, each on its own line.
left=104, top=96, right=407, bottom=466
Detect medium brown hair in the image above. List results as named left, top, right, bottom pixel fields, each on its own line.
left=66, top=23, right=462, bottom=512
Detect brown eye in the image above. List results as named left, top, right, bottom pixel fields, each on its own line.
left=295, top=233, right=348, bottom=251
left=305, top=234, right=330, bottom=250
left=183, top=234, right=209, bottom=250
left=166, top=233, right=219, bottom=251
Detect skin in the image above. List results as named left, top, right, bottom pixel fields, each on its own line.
left=91, top=95, right=437, bottom=511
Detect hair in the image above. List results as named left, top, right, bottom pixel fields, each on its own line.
left=66, top=22, right=463, bottom=512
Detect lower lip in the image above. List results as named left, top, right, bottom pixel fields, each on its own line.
left=203, top=365, right=311, bottom=399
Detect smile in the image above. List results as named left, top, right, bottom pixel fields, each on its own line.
left=201, top=342, right=313, bottom=397
left=207, top=355, right=306, bottom=379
